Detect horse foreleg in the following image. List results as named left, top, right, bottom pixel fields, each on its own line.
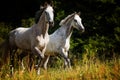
left=34, top=47, right=44, bottom=58
left=40, top=55, right=50, bottom=70
left=59, top=49, right=71, bottom=69
left=43, top=56, right=50, bottom=70
left=63, top=57, right=71, bottom=69
left=36, top=56, right=42, bottom=75
left=32, top=47, right=44, bottom=75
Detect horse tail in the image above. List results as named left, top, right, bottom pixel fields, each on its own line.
left=0, top=40, right=10, bottom=68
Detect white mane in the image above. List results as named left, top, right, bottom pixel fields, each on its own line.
left=59, top=13, right=75, bottom=26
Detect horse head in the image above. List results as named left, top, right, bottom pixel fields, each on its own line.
left=72, top=12, right=85, bottom=32
left=35, top=2, right=54, bottom=27
left=43, top=2, right=54, bottom=27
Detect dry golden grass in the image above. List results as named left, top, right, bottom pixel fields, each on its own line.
left=0, top=56, right=120, bottom=80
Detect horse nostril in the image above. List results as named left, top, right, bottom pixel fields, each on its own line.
left=49, top=22, right=52, bottom=24
left=79, top=27, right=85, bottom=32
left=51, top=22, right=53, bottom=24
left=49, top=22, right=54, bottom=27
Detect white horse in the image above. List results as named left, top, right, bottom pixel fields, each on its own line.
left=7, top=2, right=54, bottom=75
left=41, top=12, right=85, bottom=69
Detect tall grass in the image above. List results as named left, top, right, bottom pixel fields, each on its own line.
left=0, top=52, right=119, bottom=80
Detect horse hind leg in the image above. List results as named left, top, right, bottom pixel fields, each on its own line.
left=10, top=48, right=17, bottom=76
left=28, top=53, right=34, bottom=71
left=18, top=51, right=29, bottom=72
left=32, top=47, right=45, bottom=75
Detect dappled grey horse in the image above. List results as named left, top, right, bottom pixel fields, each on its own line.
left=41, top=12, right=85, bottom=69
left=8, top=2, right=54, bottom=75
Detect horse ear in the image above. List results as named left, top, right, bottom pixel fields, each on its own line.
left=40, top=6, right=44, bottom=10
left=77, top=12, right=81, bottom=16
left=44, top=2, right=48, bottom=8
left=74, top=12, right=77, bottom=14
left=50, top=0, right=54, bottom=7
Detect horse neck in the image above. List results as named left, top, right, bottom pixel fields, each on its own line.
left=36, top=11, right=49, bottom=37
left=62, top=19, right=73, bottom=38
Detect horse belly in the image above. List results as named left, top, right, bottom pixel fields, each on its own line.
left=45, top=40, right=60, bottom=55
left=15, top=38, right=31, bottom=49
left=46, top=43, right=56, bottom=53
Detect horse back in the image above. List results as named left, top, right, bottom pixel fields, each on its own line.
left=9, top=27, right=32, bottom=50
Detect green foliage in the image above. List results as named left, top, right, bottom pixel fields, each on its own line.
left=114, top=27, right=120, bottom=42
left=0, top=18, right=35, bottom=42
left=98, top=0, right=115, bottom=3
left=55, top=10, right=65, bottom=21
left=21, top=18, right=35, bottom=27
left=0, top=22, right=12, bottom=40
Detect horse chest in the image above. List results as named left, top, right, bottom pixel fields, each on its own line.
left=36, top=35, right=48, bottom=49
left=64, top=38, right=70, bottom=50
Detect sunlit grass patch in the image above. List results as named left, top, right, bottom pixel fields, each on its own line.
left=0, top=56, right=120, bottom=80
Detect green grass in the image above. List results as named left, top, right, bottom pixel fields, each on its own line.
left=0, top=56, right=120, bottom=80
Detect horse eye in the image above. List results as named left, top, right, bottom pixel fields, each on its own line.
left=74, top=20, right=77, bottom=22
left=45, top=11, right=49, bottom=14
left=45, top=11, right=47, bottom=14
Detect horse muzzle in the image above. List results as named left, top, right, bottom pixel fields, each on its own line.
left=49, top=21, right=54, bottom=27
left=79, top=27, right=85, bottom=33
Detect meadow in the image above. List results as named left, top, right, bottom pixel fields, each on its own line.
left=0, top=51, right=119, bottom=80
